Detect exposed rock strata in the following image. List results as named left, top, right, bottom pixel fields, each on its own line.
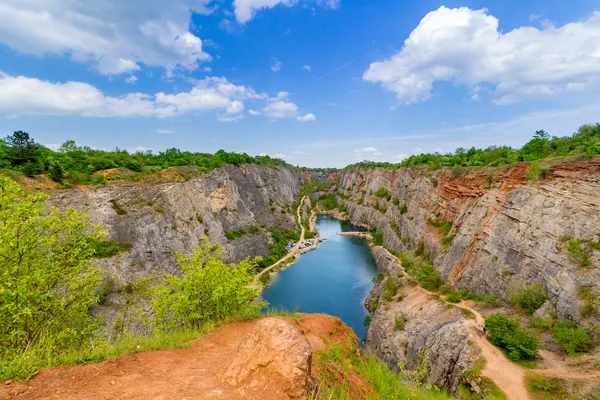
left=340, top=161, right=600, bottom=328
left=365, top=246, right=479, bottom=393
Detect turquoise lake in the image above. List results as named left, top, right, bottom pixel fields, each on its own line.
left=262, top=216, right=378, bottom=342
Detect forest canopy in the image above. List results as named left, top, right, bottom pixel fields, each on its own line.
left=348, top=124, right=600, bottom=170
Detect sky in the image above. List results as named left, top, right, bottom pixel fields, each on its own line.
left=0, top=0, right=599, bottom=168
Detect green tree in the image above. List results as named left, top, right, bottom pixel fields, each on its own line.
left=0, top=177, right=104, bottom=362
left=150, top=241, right=264, bottom=332
left=4, top=131, right=41, bottom=167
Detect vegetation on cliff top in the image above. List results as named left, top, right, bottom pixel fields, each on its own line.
left=348, top=124, right=600, bottom=170
left=0, top=131, right=295, bottom=185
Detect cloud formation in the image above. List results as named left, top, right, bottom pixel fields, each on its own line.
left=364, top=7, right=600, bottom=104
left=233, top=0, right=340, bottom=23
left=0, top=73, right=314, bottom=122
left=0, top=0, right=213, bottom=75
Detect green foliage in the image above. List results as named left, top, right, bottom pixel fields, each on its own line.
left=567, top=237, right=599, bottom=268
left=525, top=161, right=551, bottom=182
left=248, top=225, right=259, bottom=234
left=509, top=282, right=548, bottom=315
left=374, top=187, right=392, bottom=200
left=553, top=320, right=592, bottom=356
left=224, top=228, right=247, bottom=240
left=485, top=314, right=539, bottom=361
left=372, top=231, right=384, bottom=245
left=93, top=240, right=132, bottom=258
left=364, top=315, right=373, bottom=326
left=0, top=177, right=104, bottom=377
left=259, top=272, right=271, bottom=285
left=150, top=241, right=264, bottom=332
left=256, top=228, right=300, bottom=270
left=300, top=180, right=335, bottom=196
left=0, top=132, right=295, bottom=185
left=526, top=373, right=560, bottom=395
left=109, top=199, right=128, bottom=215
left=318, top=193, right=338, bottom=210
left=428, top=219, right=453, bottom=236
left=347, top=124, right=600, bottom=170
left=445, top=292, right=462, bottom=303
left=530, top=317, right=554, bottom=330
left=394, top=313, right=408, bottom=331
left=398, top=203, right=408, bottom=214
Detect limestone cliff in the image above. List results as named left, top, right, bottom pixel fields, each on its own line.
left=339, top=160, right=600, bottom=329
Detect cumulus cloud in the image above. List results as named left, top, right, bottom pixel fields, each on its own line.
left=233, top=0, right=340, bottom=23
left=296, top=113, right=316, bottom=122
left=0, top=0, right=213, bottom=75
left=248, top=109, right=261, bottom=116
left=125, top=76, right=138, bottom=84
left=271, top=59, right=282, bottom=72
left=363, top=7, right=600, bottom=104
left=0, top=73, right=313, bottom=122
left=303, top=65, right=312, bottom=71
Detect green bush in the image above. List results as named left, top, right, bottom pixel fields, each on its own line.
left=526, top=373, right=560, bottom=395
left=224, top=228, right=246, bottom=240
left=318, top=193, right=337, bottom=210
left=510, top=282, right=548, bottom=314
left=553, top=320, right=592, bottom=356
left=394, top=314, right=408, bottom=331
left=0, top=177, right=104, bottom=378
left=398, top=204, right=408, bottom=214
left=525, top=161, right=551, bottom=182
left=93, top=240, right=132, bottom=258
left=374, top=187, right=391, bottom=200
left=372, top=231, right=384, bottom=245
left=530, top=317, right=554, bottom=330
left=567, top=238, right=598, bottom=268
left=446, top=292, right=462, bottom=303
left=248, top=226, right=259, bottom=234
left=485, top=313, right=539, bottom=361
left=151, top=241, right=263, bottom=331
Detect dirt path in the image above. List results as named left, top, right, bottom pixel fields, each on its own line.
left=255, top=196, right=309, bottom=282
left=0, top=314, right=351, bottom=400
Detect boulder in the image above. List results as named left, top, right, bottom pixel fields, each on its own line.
left=221, top=317, right=312, bottom=399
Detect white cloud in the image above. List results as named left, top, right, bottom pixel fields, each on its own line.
left=125, top=76, right=138, bottom=84
left=248, top=109, right=261, bottom=116
left=303, top=65, right=312, bottom=71
left=271, top=59, right=282, bottom=72
left=233, top=0, right=340, bottom=23
left=203, top=66, right=212, bottom=73
left=396, top=153, right=408, bottom=161
left=156, top=129, right=175, bottom=134
left=356, top=146, right=378, bottom=153
left=0, top=72, right=313, bottom=122
left=296, top=113, right=316, bottom=122
left=364, top=7, right=600, bottom=104
left=0, top=0, right=213, bottom=75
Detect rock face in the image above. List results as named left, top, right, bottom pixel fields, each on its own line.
left=365, top=247, right=480, bottom=393
left=339, top=160, right=600, bottom=329
left=221, top=317, right=312, bottom=399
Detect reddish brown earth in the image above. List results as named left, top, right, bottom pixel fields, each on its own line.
left=0, top=314, right=359, bottom=400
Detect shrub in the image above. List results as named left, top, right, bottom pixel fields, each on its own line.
left=485, top=314, right=539, bottom=361
left=0, top=177, right=104, bottom=377
left=93, top=240, right=132, bottom=258
left=109, top=199, right=128, bottom=215
left=224, top=229, right=246, bottom=240
left=248, top=225, right=259, bottom=234
left=372, top=231, right=384, bottom=246
left=553, top=320, right=592, bottom=356
left=525, top=161, right=551, bottom=182
left=151, top=241, right=263, bottom=331
left=526, top=373, right=560, bottom=395
left=446, top=292, right=462, bottom=303
left=567, top=238, right=598, bottom=268
left=374, top=187, right=392, bottom=200
left=259, top=272, right=270, bottom=285
left=510, top=282, right=548, bottom=314
left=530, top=317, right=554, bottom=330
left=47, top=159, right=65, bottom=182
left=398, top=204, right=408, bottom=214
left=394, top=314, right=408, bottom=331
left=364, top=315, right=372, bottom=326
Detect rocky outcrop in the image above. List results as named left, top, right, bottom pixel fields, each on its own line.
left=51, top=165, right=312, bottom=284
left=340, top=160, right=600, bottom=329
left=365, top=246, right=480, bottom=393
left=222, top=318, right=312, bottom=399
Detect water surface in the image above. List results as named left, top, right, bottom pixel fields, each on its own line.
left=262, top=216, right=377, bottom=341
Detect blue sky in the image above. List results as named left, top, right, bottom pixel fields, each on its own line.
left=0, top=0, right=599, bottom=167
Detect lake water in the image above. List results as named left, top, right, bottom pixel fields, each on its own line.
left=262, top=216, right=378, bottom=342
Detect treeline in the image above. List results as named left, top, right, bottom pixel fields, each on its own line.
left=349, top=124, right=600, bottom=170
left=0, top=131, right=293, bottom=184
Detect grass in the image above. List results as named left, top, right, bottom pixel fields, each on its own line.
left=526, top=373, right=564, bottom=399
left=93, top=239, right=132, bottom=258
left=0, top=325, right=213, bottom=381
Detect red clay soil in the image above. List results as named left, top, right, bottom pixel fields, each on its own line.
left=0, top=314, right=357, bottom=400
